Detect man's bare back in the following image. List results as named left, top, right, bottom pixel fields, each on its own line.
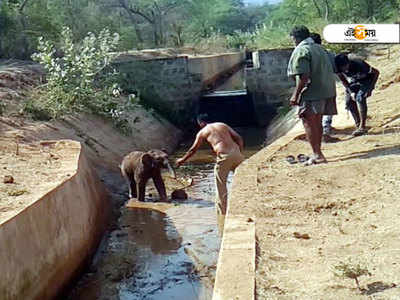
left=176, top=121, right=243, bottom=166
left=199, top=122, right=242, bottom=155
left=176, top=120, right=245, bottom=220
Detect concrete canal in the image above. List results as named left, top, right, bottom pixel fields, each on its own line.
left=64, top=127, right=268, bottom=300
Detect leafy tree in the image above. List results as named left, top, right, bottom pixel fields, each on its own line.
left=110, top=0, right=184, bottom=47
left=215, top=1, right=270, bottom=34
left=1, top=0, right=400, bottom=59
left=183, top=0, right=232, bottom=38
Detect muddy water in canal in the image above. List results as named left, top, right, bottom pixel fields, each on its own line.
left=65, top=127, right=267, bottom=300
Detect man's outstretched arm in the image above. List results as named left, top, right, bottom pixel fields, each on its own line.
left=337, top=73, right=351, bottom=92
left=176, top=131, right=205, bottom=166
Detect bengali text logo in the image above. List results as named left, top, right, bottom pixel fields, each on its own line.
left=344, top=25, right=376, bottom=40
left=323, top=24, right=399, bottom=43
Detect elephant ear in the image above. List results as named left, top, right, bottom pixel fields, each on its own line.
left=141, top=153, right=153, bottom=168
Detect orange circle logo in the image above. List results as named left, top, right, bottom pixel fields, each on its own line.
left=354, top=25, right=367, bottom=40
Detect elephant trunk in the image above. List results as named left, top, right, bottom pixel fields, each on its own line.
left=165, top=160, right=176, bottom=178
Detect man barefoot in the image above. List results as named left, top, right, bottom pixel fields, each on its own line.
left=287, top=25, right=337, bottom=165
left=176, top=114, right=244, bottom=217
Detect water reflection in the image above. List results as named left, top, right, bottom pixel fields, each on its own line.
left=118, top=207, right=206, bottom=300
left=122, top=208, right=181, bottom=255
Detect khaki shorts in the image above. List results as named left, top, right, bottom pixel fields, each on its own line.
left=298, top=96, right=337, bottom=118
left=214, top=149, right=245, bottom=216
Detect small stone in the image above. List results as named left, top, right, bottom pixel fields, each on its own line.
left=3, top=175, right=14, bottom=184
left=50, top=153, right=59, bottom=160
left=293, top=232, right=310, bottom=239
left=171, top=189, right=188, bottom=200
left=247, top=217, right=254, bottom=223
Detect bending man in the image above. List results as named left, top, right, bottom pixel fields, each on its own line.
left=335, top=53, right=380, bottom=136
left=176, top=114, right=244, bottom=217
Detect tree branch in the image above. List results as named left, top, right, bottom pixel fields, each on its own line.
left=19, top=0, right=30, bottom=13
left=311, top=0, right=322, bottom=18
left=118, top=0, right=154, bottom=23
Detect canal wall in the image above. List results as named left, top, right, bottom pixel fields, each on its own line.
left=114, top=49, right=296, bottom=128
left=246, top=48, right=295, bottom=126
left=188, top=53, right=246, bottom=91
left=114, top=52, right=245, bottom=126
left=0, top=141, right=109, bottom=300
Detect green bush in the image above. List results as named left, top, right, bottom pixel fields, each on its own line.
left=333, top=259, right=371, bottom=291
left=23, top=94, right=53, bottom=121
left=29, top=27, right=123, bottom=119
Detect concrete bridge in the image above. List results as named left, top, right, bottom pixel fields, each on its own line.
left=114, top=48, right=295, bottom=127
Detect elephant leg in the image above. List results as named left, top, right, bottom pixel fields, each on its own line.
left=137, top=178, right=148, bottom=202
left=129, top=177, right=137, bottom=199
left=153, top=172, right=168, bottom=202
left=123, top=173, right=136, bottom=199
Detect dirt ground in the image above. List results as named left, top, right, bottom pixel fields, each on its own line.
left=0, top=63, right=77, bottom=224
left=229, top=45, right=400, bottom=299
left=0, top=138, right=79, bottom=223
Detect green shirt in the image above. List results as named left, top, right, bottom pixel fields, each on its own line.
left=287, top=38, right=336, bottom=102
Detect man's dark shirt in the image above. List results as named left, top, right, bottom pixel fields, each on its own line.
left=344, top=59, right=373, bottom=84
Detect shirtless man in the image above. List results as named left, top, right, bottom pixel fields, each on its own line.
left=176, top=114, right=244, bottom=216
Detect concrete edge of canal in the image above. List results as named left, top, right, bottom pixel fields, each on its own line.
left=212, top=122, right=305, bottom=300
left=0, top=140, right=109, bottom=300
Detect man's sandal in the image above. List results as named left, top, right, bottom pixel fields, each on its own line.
left=352, top=128, right=368, bottom=136
left=297, top=154, right=309, bottom=163
left=286, top=155, right=297, bottom=164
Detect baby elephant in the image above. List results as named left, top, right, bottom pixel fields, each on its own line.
left=120, top=149, right=176, bottom=202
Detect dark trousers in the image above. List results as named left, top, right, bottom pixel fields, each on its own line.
left=345, top=91, right=368, bottom=127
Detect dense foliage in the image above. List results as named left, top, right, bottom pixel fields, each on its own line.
left=27, top=27, right=120, bottom=116
left=2, top=0, right=398, bottom=59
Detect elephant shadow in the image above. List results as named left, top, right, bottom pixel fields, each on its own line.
left=121, top=207, right=182, bottom=255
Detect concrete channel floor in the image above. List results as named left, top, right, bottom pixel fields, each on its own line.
left=214, top=48, right=400, bottom=299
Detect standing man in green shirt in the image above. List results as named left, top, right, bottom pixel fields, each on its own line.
left=287, top=25, right=337, bottom=165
